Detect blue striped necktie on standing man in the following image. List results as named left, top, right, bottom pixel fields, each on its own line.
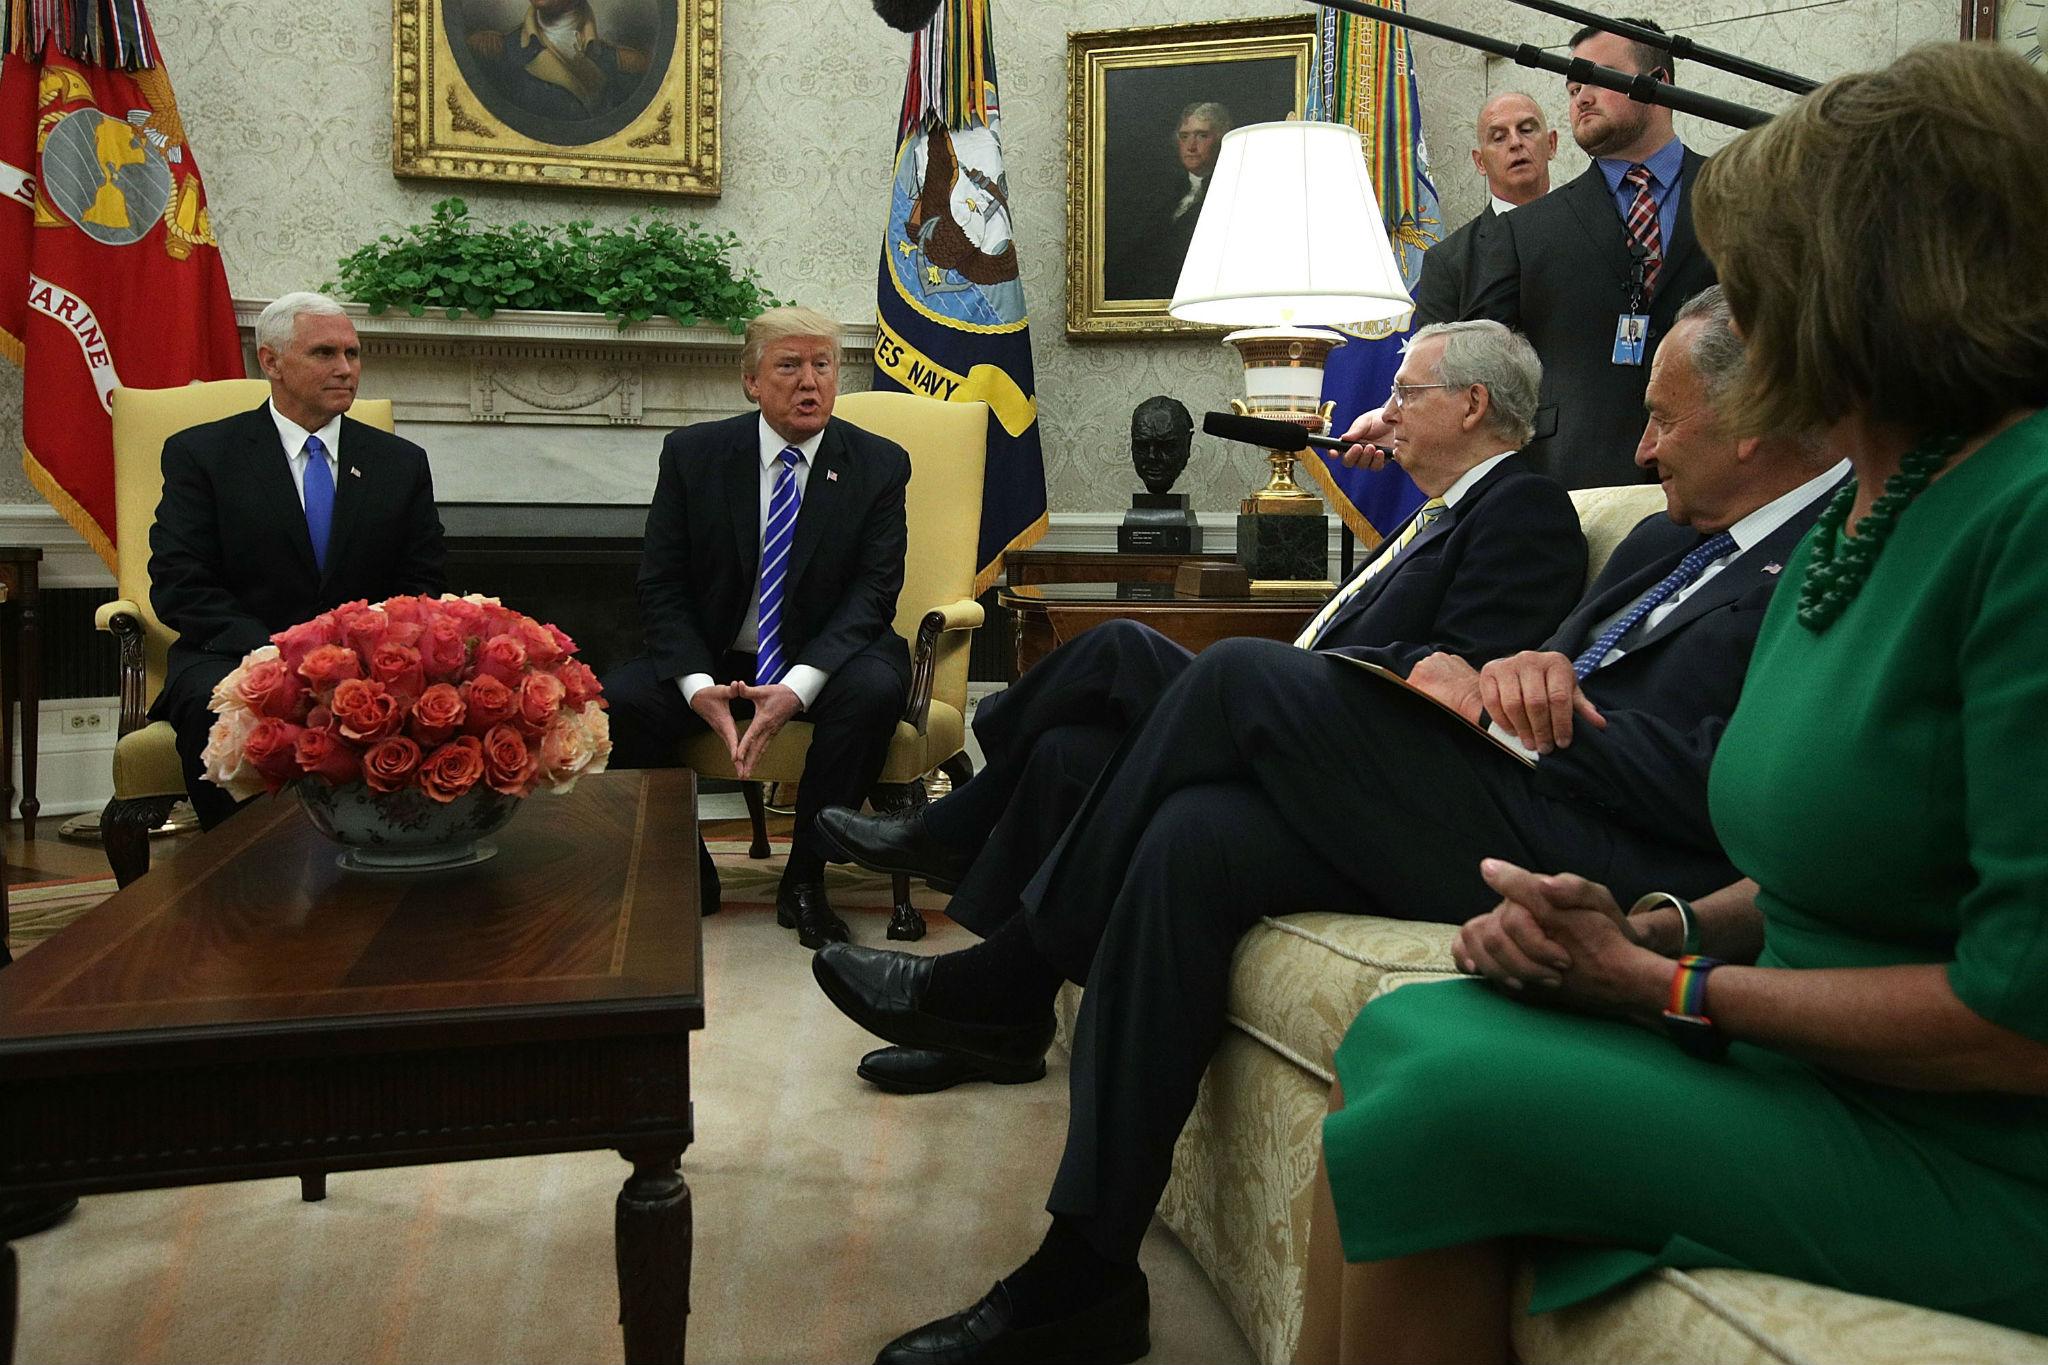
left=754, top=445, right=805, bottom=685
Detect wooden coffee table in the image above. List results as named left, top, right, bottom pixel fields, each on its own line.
left=0, top=769, right=703, bottom=1365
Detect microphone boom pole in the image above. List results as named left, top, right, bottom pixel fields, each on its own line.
left=1496, top=0, right=1818, bottom=94
left=1306, top=0, right=1776, bottom=129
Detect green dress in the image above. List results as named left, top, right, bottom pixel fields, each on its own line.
left=1325, top=409, right=2048, bottom=1334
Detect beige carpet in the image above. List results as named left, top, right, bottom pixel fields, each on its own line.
left=10, top=824, right=1253, bottom=1365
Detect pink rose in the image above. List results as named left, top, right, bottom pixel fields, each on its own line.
left=462, top=674, right=519, bottom=733
left=482, top=723, right=538, bottom=797
left=381, top=595, right=430, bottom=627
left=331, top=677, right=403, bottom=742
left=236, top=656, right=307, bottom=720
left=293, top=727, right=361, bottom=786
left=475, top=633, right=528, bottom=685
left=551, top=658, right=603, bottom=710
left=516, top=670, right=566, bottom=735
left=272, top=616, right=341, bottom=674
left=409, top=683, right=466, bottom=747
left=512, top=616, right=563, bottom=667
left=420, top=618, right=469, bottom=681
left=418, top=736, right=486, bottom=803
left=242, top=717, right=305, bottom=794
left=361, top=736, right=423, bottom=794
left=435, top=595, right=489, bottom=635
left=369, top=641, right=425, bottom=703
left=339, top=608, right=388, bottom=660
left=298, top=643, right=363, bottom=697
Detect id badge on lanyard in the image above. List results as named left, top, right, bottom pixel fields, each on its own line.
left=1613, top=247, right=1654, bottom=367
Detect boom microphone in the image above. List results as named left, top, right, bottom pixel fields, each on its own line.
left=1202, top=411, right=1354, bottom=453
left=871, top=0, right=944, bottom=31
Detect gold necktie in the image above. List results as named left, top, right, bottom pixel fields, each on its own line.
left=1292, top=498, right=1448, bottom=649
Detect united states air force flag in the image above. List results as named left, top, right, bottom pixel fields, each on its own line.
left=1305, top=2, right=1443, bottom=546
left=873, top=0, right=1046, bottom=595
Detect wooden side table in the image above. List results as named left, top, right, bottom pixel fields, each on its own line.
left=998, top=581, right=1323, bottom=677
left=0, top=548, right=39, bottom=842
left=1006, top=547, right=1235, bottom=589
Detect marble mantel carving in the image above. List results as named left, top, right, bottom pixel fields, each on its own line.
left=232, top=299, right=878, bottom=505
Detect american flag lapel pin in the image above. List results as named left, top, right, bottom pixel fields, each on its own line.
left=1762, top=561, right=1782, bottom=575
left=349, top=466, right=362, bottom=478
left=826, top=470, right=839, bottom=482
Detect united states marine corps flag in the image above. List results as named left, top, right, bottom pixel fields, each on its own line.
left=872, top=0, right=1046, bottom=595
left=0, top=0, right=242, bottom=570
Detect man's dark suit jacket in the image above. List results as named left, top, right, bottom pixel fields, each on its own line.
left=1318, top=455, right=1586, bottom=675
left=636, top=411, right=912, bottom=691
left=1531, top=482, right=1840, bottom=853
left=1410, top=205, right=1500, bottom=327
left=1464, top=152, right=1717, bottom=490
left=148, top=401, right=446, bottom=698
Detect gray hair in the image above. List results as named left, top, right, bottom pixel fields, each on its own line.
left=741, top=305, right=841, bottom=375
left=1407, top=319, right=1543, bottom=446
left=1672, top=284, right=1830, bottom=463
left=255, top=291, right=347, bottom=355
left=1177, top=101, right=1233, bottom=133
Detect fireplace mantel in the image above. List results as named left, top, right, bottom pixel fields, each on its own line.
left=232, top=298, right=879, bottom=505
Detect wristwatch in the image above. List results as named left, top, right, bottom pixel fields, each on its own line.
left=1662, top=954, right=1728, bottom=1061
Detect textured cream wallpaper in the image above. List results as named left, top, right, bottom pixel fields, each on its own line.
left=0, top=0, right=1960, bottom=513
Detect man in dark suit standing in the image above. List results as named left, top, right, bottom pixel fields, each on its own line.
left=149, top=291, right=446, bottom=832
left=602, top=307, right=910, bottom=949
left=816, top=288, right=1850, bottom=1364
left=813, top=320, right=1584, bottom=1093
left=1455, top=20, right=1717, bottom=489
left=1410, top=92, right=1557, bottom=326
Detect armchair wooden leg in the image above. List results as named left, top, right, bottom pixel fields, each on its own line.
left=938, top=751, right=975, bottom=791
left=741, top=783, right=770, bottom=859
left=300, top=1173, right=326, bottom=1202
left=102, top=794, right=179, bottom=888
left=870, top=782, right=928, bottom=942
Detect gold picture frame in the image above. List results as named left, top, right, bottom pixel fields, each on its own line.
left=393, top=0, right=721, bottom=197
left=1065, top=16, right=1316, bottom=339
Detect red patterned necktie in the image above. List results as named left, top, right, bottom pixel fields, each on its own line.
left=1622, top=163, right=1663, bottom=294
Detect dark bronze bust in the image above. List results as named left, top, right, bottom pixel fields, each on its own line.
left=1130, top=396, right=1194, bottom=496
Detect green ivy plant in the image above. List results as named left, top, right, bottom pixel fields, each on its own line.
left=327, top=198, right=783, bottom=332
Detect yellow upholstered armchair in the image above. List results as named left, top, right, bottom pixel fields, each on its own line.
left=97, top=380, right=398, bottom=885
left=681, top=389, right=989, bottom=941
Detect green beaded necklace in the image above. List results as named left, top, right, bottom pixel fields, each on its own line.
left=1796, top=430, right=1965, bottom=633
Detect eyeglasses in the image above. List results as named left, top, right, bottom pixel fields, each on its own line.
left=1387, top=382, right=1453, bottom=410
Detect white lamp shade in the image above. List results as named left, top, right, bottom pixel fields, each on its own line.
left=1168, top=121, right=1413, bottom=329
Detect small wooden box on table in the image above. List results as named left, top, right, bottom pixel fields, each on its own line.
left=0, top=769, right=704, bottom=1365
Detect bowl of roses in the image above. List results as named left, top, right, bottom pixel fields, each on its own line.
left=200, top=594, right=611, bottom=871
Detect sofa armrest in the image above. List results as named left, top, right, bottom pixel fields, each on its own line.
left=903, top=597, right=987, bottom=734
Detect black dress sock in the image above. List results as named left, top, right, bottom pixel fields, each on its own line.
left=922, top=911, right=1064, bottom=1024
left=918, top=768, right=1012, bottom=848
left=999, top=1216, right=1141, bottom=1327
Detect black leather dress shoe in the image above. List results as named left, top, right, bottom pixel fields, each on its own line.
left=0, top=1197, right=78, bottom=1240
left=812, top=944, right=1053, bottom=1071
left=857, top=1045, right=1046, bottom=1094
left=874, top=1276, right=1149, bottom=1365
left=776, top=880, right=849, bottom=950
left=814, top=806, right=973, bottom=893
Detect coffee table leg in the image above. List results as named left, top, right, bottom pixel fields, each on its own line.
left=615, top=1148, right=690, bottom=1365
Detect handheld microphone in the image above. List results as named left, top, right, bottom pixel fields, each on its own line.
left=1202, top=411, right=1357, bottom=453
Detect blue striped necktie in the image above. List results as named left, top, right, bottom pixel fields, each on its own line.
left=1572, top=530, right=1736, bottom=680
left=302, top=434, right=335, bottom=574
left=754, top=445, right=805, bottom=685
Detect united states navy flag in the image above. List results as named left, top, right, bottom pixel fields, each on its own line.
left=1304, top=2, right=1443, bottom=547
left=872, top=0, right=1046, bottom=594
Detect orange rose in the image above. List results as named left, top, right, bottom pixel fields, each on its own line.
left=331, top=677, right=402, bottom=742
left=462, top=673, right=519, bottom=733
left=272, top=614, right=342, bottom=674
left=418, top=736, right=486, bottom=803
left=298, top=643, right=364, bottom=697
left=517, top=670, right=566, bottom=734
left=554, top=659, right=604, bottom=710
left=361, top=735, right=423, bottom=794
left=420, top=618, right=469, bottom=681
left=410, top=683, right=466, bottom=746
left=339, top=608, right=388, bottom=659
left=511, top=616, right=562, bottom=667
left=293, top=727, right=362, bottom=786
left=242, top=717, right=305, bottom=794
left=475, top=633, right=528, bottom=685
left=435, top=595, right=489, bottom=635
left=369, top=641, right=425, bottom=703
left=236, top=655, right=307, bottom=720
left=482, top=723, right=538, bottom=797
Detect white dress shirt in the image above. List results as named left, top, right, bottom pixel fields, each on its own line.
left=268, top=401, right=343, bottom=509
left=678, top=416, right=831, bottom=710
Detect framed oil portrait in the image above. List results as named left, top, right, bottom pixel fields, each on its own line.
left=1066, top=16, right=1315, bottom=338
left=393, top=0, right=722, bottom=196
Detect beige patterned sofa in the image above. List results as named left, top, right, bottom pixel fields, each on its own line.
left=1052, top=486, right=2048, bottom=1365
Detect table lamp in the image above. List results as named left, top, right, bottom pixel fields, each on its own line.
left=1170, top=120, right=1413, bottom=583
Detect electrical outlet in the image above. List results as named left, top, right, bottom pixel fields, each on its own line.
left=65, top=709, right=88, bottom=732
left=81, top=710, right=105, bottom=730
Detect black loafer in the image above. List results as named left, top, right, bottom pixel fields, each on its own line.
left=815, top=805, right=973, bottom=893
left=812, top=944, right=1053, bottom=1072
left=777, top=880, right=849, bottom=949
left=874, top=1276, right=1149, bottom=1365
left=858, top=1045, right=1046, bottom=1094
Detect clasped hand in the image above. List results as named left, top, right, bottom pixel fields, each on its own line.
left=1407, top=649, right=1606, bottom=755
left=688, top=681, right=804, bottom=778
left=1452, top=859, right=1664, bottom=1014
